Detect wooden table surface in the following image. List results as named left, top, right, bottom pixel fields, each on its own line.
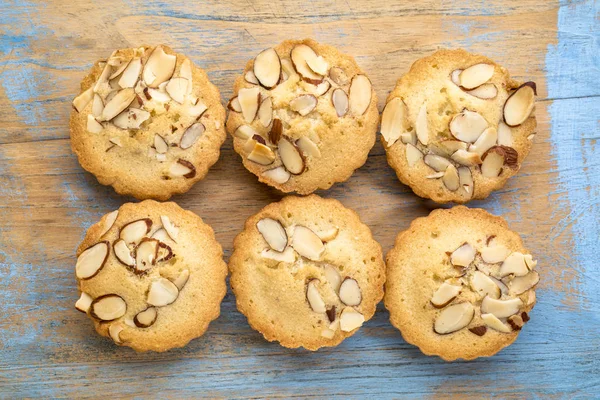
left=1, top=0, right=598, bottom=398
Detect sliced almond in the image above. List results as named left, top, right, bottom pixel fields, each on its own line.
left=76, top=241, right=109, bottom=279
left=234, top=124, right=256, bottom=140
left=92, top=94, right=105, bottom=117
left=324, top=265, right=342, bottom=293
left=158, top=215, right=179, bottom=242
left=348, top=75, right=372, bottom=116
left=415, top=103, right=429, bottom=145
left=400, top=132, right=416, bottom=145
left=459, top=63, right=495, bottom=89
left=113, top=239, right=135, bottom=267
left=306, top=55, right=328, bottom=76
left=118, top=58, right=142, bottom=88
left=471, top=271, right=501, bottom=299
left=278, top=137, right=305, bottom=174
left=524, top=254, right=537, bottom=270
left=73, top=87, right=94, bottom=112
left=178, top=58, right=193, bottom=94
left=426, top=172, right=445, bottom=179
left=340, top=307, right=364, bottom=332
left=331, top=88, right=349, bottom=117
left=466, top=83, right=498, bottom=100
left=87, top=115, right=103, bottom=133
left=169, top=159, right=196, bottom=178
left=134, top=238, right=159, bottom=272
left=134, top=307, right=157, bottom=328
left=306, top=279, right=326, bottom=313
left=257, top=97, right=273, bottom=127
left=434, top=302, right=474, bottom=334
left=405, top=143, right=423, bottom=167
left=153, top=134, right=168, bottom=154
left=499, top=252, right=529, bottom=277
left=112, top=107, right=150, bottom=130
left=142, top=46, right=177, bottom=88
left=450, top=109, right=488, bottom=143
left=292, top=225, right=324, bottom=261
left=244, top=70, right=259, bottom=85
left=430, top=140, right=468, bottom=157
left=120, top=218, right=152, bottom=244
left=451, top=149, right=482, bottom=166
left=497, top=122, right=513, bottom=146
left=109, top=324, right=124, bottom=344
left=256, top=218, right=287, bottom=252
left=316, top=227, right=338, bottom=242
left=480, top=150, right=504, bottom=177
left=180, top=122, right=204, bottom=149
left=146, top=88, right=170, bottom=103
left=329, top=67, right=349, bottom=86
left=380, top=97, right=408, bottom=146
left=261, top=246, right=296, bottom=263
left=504, top=82, right=536, bottom=127
left=481, top=296, right=522, bottom=318
left=339, top=278, right=361, bottom=306
left=450, top=243, right=476, bottom=267
left=100, top=88, right=136, bottom=121
left=173, top=269, right=190, bottom=290
left=238, top=87, right=260, bottom=122
left=481, top=313, right=511, bottom=333
left=312, top=80, right=331, bottom=96
left=442, top=164, right=460, bottom=191
left=90, top=294, right=127, bottom=321
left=481, top=245, right=511, bottom=263
left=431, top=282, right=462, bottom=308
left=75, top=292, right=93, bottom=313
left=253, top=48, right=281, bottom=89
left=290, top=44, right=323, bottom=82
left=147, top=278, right=179, bottom=307
left=507, top=314, right=525, bottom=331
left=187, top=100, right=207, bottom=118
left=424, top=154, right=451, bottom=172
left=109, top=59, right=131, bottom=80
left=248, top=142, right=276, bottom=165
left=458, top=166, right=473, bottom=196
left=228, top=96, right=242, bottom=112
left=165, top=77, right=188, bottom=104
left=290, top=94, right=317, bottom=116
left=296, top=136, right=321, bottom=158
left=280, top=58, right=296, bottom=80
left=267, top=118, right=282, bottom=144
left=94, top=63, right=112, bottom=95
left=508, top=271, right=540, bottom=295
left=450, top=69, right=462, bottom=86
left=99, top=210, right=119, bottom=237
left=151, top=228, right=171, bottom=243
left=262, top=166, right=291, bottom=184
left=469, top=127, right=497, bottom=156
left=156, top=242, right=173, bottom=263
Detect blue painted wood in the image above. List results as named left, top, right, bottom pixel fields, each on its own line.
left=0, top=0, right=598, bottom=398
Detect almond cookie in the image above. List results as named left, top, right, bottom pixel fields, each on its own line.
left=381, top=49, right=537, bottom=203
left=229, top=195, right=385, bottom=350
left=74, top=200, right=227, bottom=352
left=70, top=45, right=226, bottom=200
left=225, top=39, right=378, bottom=194
left=385, top=206, right=539, bottom=361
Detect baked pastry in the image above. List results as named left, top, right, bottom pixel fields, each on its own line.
left=381, top=49, right=537, bottom=203
left=74, top=200, right=227, bottom=352
left=385, top=206, right=538, bottom=361
left=70, top=45, right=226, bottom=200
left=225, top=39, right=378, bottom=194
left=229, top=195, right=385, bottom=350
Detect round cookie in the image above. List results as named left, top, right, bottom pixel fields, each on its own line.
left=385, top=206, right=539, bottom=361
left=70, top=45, right=226, bottom=200
left=229, top=195, right=385, bottom=350
left=380, top=49, right=537, bottom=203
left=225, top=38, right=378, bottom=194
left=74, top=200, right=227, bottom=352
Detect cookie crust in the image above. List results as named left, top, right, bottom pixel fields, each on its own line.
left=385, top=206, right=537, bottom=361
left=229, top=195, right=385, bottom=350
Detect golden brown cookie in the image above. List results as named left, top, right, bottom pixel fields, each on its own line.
left=70, top=45, right=226, bottom=200
left=229, top=195, right=385, bottom=350
left=381, top=49, right=537, bottom=203
left=226, top=39, right=378, bottom=194
left=385, top=206, right=539, bottom=361
left=74, top=200, right=227, bottom=352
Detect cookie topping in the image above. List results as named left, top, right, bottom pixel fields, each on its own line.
left=338, top=278, right=362, bottom=306
left=253, top=48, right=281, bottom=89
left=143, top=46, right=176, bottom=88
left=172, top=269, right=190, bottom=290
left=431, top=282, right=462, bottom=308
left=238, top=87, right=261, bottom=122
left=108, top=323, right=125, bottom=344
left=114, top=239, right=136, bottom=267
left=434, top=302, right=474, bottom=334
left=120, top=218, right=152, bottom=245
left=262, top=166, right=291, bottom=184
left=291, top=44, right=324, bottom=82
left=90, top=294, right=127, bottom=321
left=306, top=279, right=326, bottom=313
left=134, top=307, right=158, bottom=328
left=481, top=312, right=511, bottom=333
left=147, top=277, right=179, bottom=306
left=449, top=110, right=488, bottom=143
left=291, top=226, right=324, bottom=261
left=160, top=215, right=179, bottom=242
left=450, top=243, right=476, bottom=267
left=348, top=75, right=372, bottom=116
left=169, top=159, right=196, bottom=178
left=257, top=218, right=288, bottom=252
left=75, top=292, right=93, bottom=313
left=76, top=241, right=110, bottom=280
left=458, top=63, right=494, bottom=90
left=503, top=82, right=536, bottom=127
left=278, top=137, right=305, bottom=174
left=380, top=97, right=409, bottom=146
left=339, top=307, right=365, bottom=332
left=290, top=94, right=317, bottom=116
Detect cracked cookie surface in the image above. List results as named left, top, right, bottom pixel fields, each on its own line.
left=74, top=200, right=227, bottom=352
left=229, top=195, right=385, bottom=350
left=381, top=49, right=537, bottom=203
left=70, top=45, right=226, bottom=200
left=226, top=39, right=378, bottom=194
left=385, top=206, right=539, bottom=361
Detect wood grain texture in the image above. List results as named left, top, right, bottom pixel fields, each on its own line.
left=0, top=0, right=598, bottom=398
